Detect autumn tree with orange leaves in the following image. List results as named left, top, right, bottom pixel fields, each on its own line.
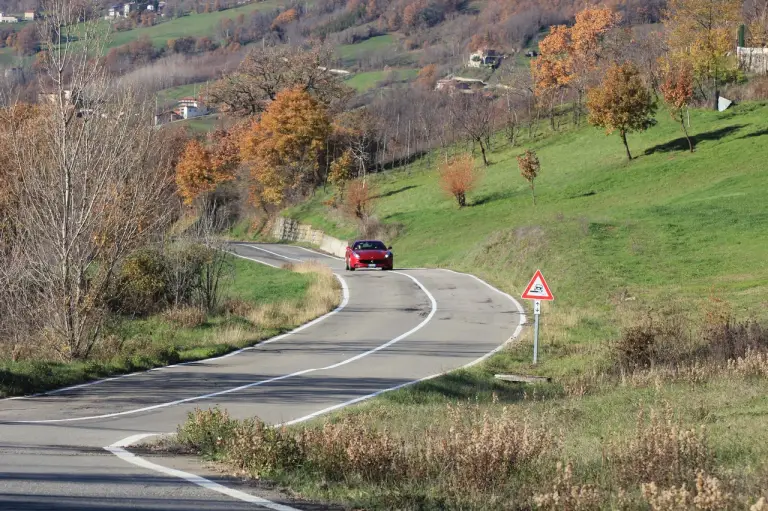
left=240, top=88, right=331, bottom=209
left=175, top=130, right=239, bottom=206
left=517, top=149, right=540, bottom=205
left=587, top=62, right=657, bottom=161
left=660, top=61, right=695, bottom=152
left=438, top=153, right=480, bottom=208
left=531, top=7, right=621, bottom=125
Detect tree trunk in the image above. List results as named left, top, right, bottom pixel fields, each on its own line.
left=681, top=115, right=693, bottom=153
left=713, top=71, right=719, bottom=111
left=621, top=130, right=632, bottom=161
left=478, top=138, right=488, bottom=166
left=531, top=183, right=536, bottom=205
left=456, top=192, right=466, bottom=208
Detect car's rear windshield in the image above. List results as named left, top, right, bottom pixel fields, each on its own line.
left=353, top=241, right=387, bottom=250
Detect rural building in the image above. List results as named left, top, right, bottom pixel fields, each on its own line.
left=23, top=10, right=34, bottom=20
left=468, top=48, right=502, bottom=68
left=154, top=110, right=183, bottom=125
left=0, top=13, right=19, bottom=22
left=435, top=76, right=488, bottom=94
left=738, top=46, right=768, bottom=75
left=176, top=97, right=209, bottom=119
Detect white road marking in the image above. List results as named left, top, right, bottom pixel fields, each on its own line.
left=7, top=268, right=436, bottom=424
left=105, top=434, right=302, bottom=511
left=1, top=248, right=350, bottom=404
left=103, top=268, right=527, bottom=509
left=228, top=250, right=282, bottom=269
left=292, top=245, right=344, bottom=261
left=245, top=245, right=305, bottom=262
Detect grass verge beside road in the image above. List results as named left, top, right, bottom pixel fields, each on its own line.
left=0, top=257, right=340, bottom=398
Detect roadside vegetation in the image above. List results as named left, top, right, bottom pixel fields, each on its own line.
left=165, top=0, right=768, bottom=507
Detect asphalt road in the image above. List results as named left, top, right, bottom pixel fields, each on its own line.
left=0, top=243, right=525, bottom=510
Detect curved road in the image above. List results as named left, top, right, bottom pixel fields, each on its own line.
left=0, top=243, right=525, bottom=510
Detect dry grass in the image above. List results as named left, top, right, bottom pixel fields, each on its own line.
left=161, top=306, right=207, bottom=328
left=607, top=404, right=711, bottom=488
left=246, top=262, right=339, bottom=331
left=234, top=261, right=340, bottom=332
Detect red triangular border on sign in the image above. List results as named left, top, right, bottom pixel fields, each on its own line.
left=521, top=269, right=554, bottom=301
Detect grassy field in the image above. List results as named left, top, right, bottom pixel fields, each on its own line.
left=336, top=34, right=397, bottom=67
left=344, top=68, right=418, bottom=92
left=0, top=256, right=339, bottom=398
left=104, top=0, right=283, bottom=49
left=211, top=101, right=768, bottom=508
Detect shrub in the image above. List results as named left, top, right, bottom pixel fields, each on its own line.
left=227, top=419, right=303, bottom=477
left=342, top=179, right=377, bottom=223
left=614, top=312, right=690, bottom=371
left=438, top=153, right=481, bottom=207
left=114, top=247, right=168, bottom=315
left=176, top=407, right=237, bottom=458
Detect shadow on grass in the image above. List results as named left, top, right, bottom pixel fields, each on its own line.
left=380, top=369, right=561, bottom=406
left=373, top=185, right=417, bottom=199
left=739, top=127, right=768, bottom=140
left=472, top=189, right=516, bottom=207
left=643, top=125, right=745, bottom=155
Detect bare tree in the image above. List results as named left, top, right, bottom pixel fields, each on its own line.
left=450, top=93, right=494, bottom=166
left=0, top=0, right=177, bottom=360
left=207, top=43, right=353, bottom=116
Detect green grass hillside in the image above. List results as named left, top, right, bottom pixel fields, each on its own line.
left=209, top=101, right=768, bottom=510
left=288, top=102, right=768, bottom=366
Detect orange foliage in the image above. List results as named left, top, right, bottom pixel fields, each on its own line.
left=660, top=61, right=695, bottom=152
left=587, top=62, right=657, bottom=160
left=343, top=179, right=377, bottom=221
left=438, top=153, right=480, bottom=208
left=416, top=64, right=439, bottom=89
left=175, top=137, right=236, bottom=206
left=516, top=149, right=541, bottom=205
left=531, top=7, right=621, bottom=96
left=240, top=88, right=331, bottom=207
left=271, top=8, right=299, bottom=29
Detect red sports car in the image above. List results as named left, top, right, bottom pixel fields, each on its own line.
left=345, top=240, right=394, bottom=271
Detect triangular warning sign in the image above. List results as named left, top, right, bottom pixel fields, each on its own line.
left=521, top=269, right=554, bottom=301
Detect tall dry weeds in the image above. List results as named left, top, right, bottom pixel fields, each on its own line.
left=608, top=404, right=711, bottom=488
left=533, top=461, right=603, bottom=511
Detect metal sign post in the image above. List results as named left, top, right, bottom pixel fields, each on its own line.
left=533, top=300, right=540, bottom=364
left=521, top=270, right=553, bottom=365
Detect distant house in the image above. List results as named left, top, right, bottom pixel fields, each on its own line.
left=108, top=5, right=118, bottom=16
left=146, top=4, right=155, bottom=11
left=0, top=13, right=19, bottom=22
left=39, top=88, right=76, bottom=105
left=468, top=48, right=503, bottom=68
left=525, top=50, right=538, bottom=58
left=175, top=97, right=208, bottom=119
left=23, top=10, right=34, bottom=20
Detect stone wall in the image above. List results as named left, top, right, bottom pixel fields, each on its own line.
left=272, top=217, right=348, bottom=258
left=738, top=46, right=768, bottom=75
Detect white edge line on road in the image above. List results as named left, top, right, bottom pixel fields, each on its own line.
left=105, top=434, right=302, bottom=511
left=1, top=248, right=348, bottom=403
left=8, top=258, right=436, bottom=424
left=104, top=269, right=525, bottom=509
left=292, top=245, right=344, bottom=260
